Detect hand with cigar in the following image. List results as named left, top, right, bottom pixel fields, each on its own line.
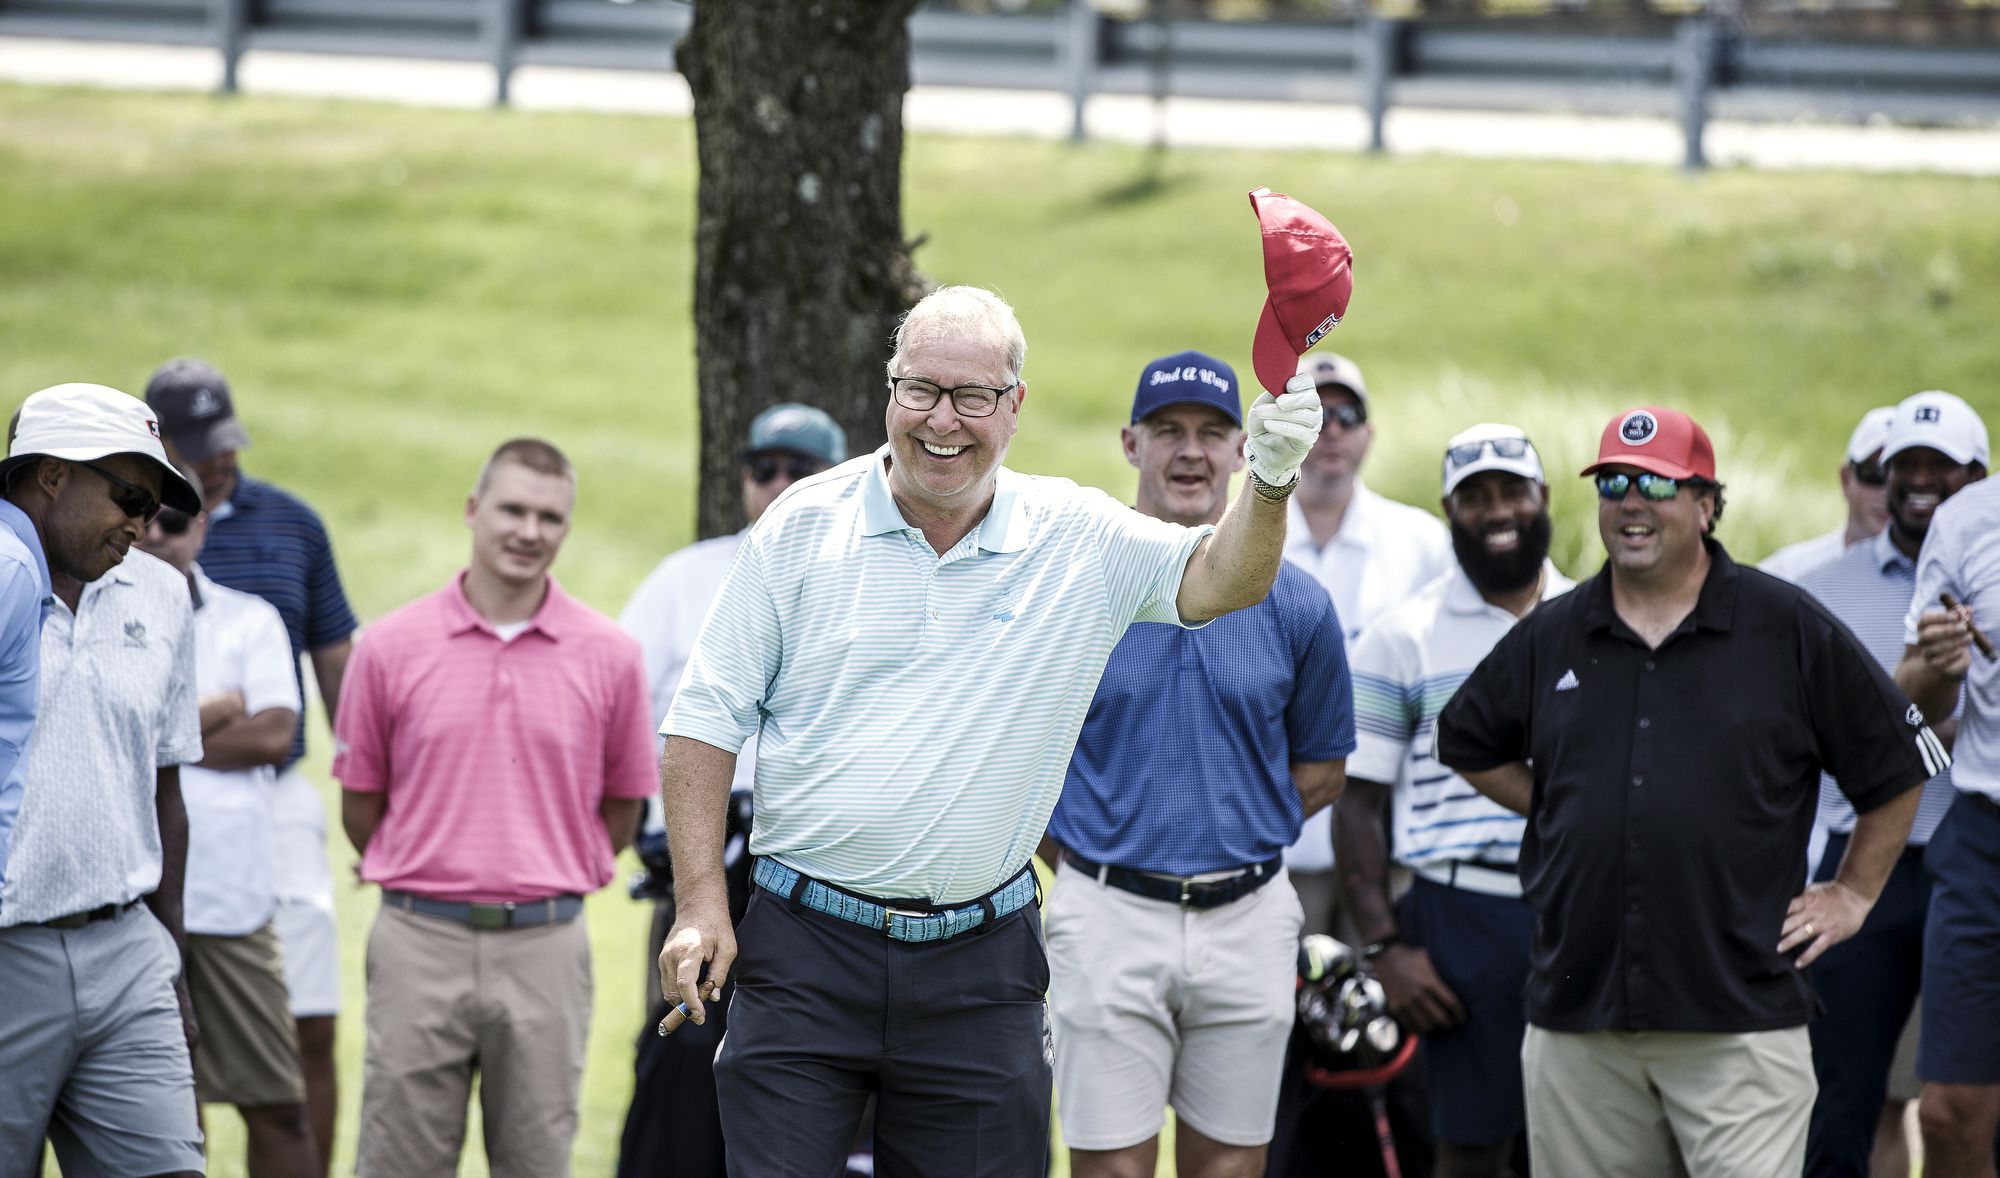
left=1898, top=592, right=1994, bottom=727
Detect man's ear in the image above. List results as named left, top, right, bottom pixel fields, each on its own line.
left=1121, top=426, right=1141, bottom=470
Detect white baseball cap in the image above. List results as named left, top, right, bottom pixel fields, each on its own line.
left=1880, top=391, right=1989, bottom=469
left=1296, top=352, right=1369, bottom=410
left=5, top=383, right=203, bottom=513
left=1844, top=407, right=1896, bottom=464
left=1442, top=422, right=1545, bottom=496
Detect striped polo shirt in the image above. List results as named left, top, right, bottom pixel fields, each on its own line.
left=199, top=474, right=359, bottom=766
left=1906, top=478, right=2000, bottom=803
left=1349, top=562, right=1572, bottom=868
left=665, top=446, right=1212, bottom=905
left=1802, top=528, right=1958, bottom=841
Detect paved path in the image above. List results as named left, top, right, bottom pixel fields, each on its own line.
left=5, top=34, right=2000, bottom=175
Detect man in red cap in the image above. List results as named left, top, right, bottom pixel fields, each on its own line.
left=1434, top=406, right=1941, bottom=1175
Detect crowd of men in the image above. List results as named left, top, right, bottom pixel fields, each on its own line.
left=0, top=279, right=1995, bottom=1178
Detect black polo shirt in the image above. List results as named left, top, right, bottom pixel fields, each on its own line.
left=1436, top=540, right=1936, bottom=1034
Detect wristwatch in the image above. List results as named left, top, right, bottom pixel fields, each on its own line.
left=1362, top=934, right=1402, bottom=961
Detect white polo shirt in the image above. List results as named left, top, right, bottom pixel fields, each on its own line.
left=1349, top=563, right=1573, bottom=869
left=0, top=551, right=202, bottom=926
left=1282, top=479, right=1452, bottom=872
left=1908, top=478, right=2000, bottom=802
left=666, top=446, right=1210, bottom=904
left=185, top=570, right=302, bottom=937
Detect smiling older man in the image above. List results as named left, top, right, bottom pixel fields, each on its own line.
left=657, top=287, right=1327, bottom=1176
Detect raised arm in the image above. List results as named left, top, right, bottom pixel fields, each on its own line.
left=1176, top=382, right=1323, bottom=622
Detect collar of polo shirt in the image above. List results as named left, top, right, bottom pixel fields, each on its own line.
left=862, top=447, right=1029, bottom=554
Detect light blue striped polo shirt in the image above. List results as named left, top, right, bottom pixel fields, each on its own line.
left=1906, top=478, right=2000, bottom=803
left=1349, top=562, right=1572, bottom=868
left=1801, top=527, right=1957, bottom=841
left=665, top=446, right=1213, bottom=904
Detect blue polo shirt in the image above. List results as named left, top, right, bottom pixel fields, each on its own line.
left=198, top=473, right=358, bottom=765
left=0, top=497, right=51, bottom=890
left=1052, top=561, right=1355, bottom=875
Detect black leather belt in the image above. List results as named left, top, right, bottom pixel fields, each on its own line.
left=383, top=890, right=584, bottom=930
left=1063, top=850, right=1283, bottom=910
left=33, top=900, right=141, bottom=930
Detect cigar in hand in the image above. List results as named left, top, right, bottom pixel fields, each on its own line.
left=1942, top=593, right=1997, bottom=661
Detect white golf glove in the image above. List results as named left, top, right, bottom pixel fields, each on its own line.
left=1245, top=372, right=1324, bottom=489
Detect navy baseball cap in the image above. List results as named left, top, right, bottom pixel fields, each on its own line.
left=1130, top=351, right=1243, bottom=426
left=744, top=403, right=846, bottom=466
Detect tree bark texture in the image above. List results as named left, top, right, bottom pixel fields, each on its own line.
left=681, top=0, right=928, bottom=540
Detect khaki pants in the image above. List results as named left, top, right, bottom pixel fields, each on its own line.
left=357, top=905, right=592, bottom=1178
left=1523, top=1024, right=1814, bottom=1178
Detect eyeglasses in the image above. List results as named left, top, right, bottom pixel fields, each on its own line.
left=78, top=462, right=162, bottom=523
left=1849, top=460, right=1886, bottom=487
left=151, top=507, right=194, bottom=536
left=1326, top=402, right=1366, bottom=430
left=1446, top=436, right=1532, bottom=469
left=747, top=455, right=824, bottom=486
left=1595, top=472, right=1702, bottom=502
left=888, top=377, right=1016, bottom=419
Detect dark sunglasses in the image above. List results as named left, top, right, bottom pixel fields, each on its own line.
left=1595, top=472, right=1700, bottom=502
left=748, top=455, right=824, bottom=486
left=1848, top=460, right=1886, bottom=487
left=1446, top=436, right=1532, bottom=469
left=1326, top=402, right=1367, bottom=430
left=151, top=507, right=195, bottom=536
left=78, top=462, right=161, bottom=523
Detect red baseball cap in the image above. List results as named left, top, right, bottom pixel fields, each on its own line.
left=1249, top=187, right=1354, bottom=397
left=1580, top=406, right=1716, bottom=481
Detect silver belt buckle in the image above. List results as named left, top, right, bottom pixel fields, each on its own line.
left=1179, top=879, right=1195, bottom=906
left=882, top=905, right=932, bottom=939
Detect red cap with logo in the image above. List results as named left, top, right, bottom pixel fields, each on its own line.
left=1249, top=187, right=1354, bottom=397
left=1580, top=406, right=1716, bottom=481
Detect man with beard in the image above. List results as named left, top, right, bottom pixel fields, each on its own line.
left=1437, top=406, right=1940, bottom=1176
left=1280, top=353, right=1451, bottom=940
left=1334, top=423, right=1571, bottom=1178
left=1797, top=390, right=1986, bottom=1178
left=1043, top=351, right=1353, bottom=1178
left=335, top=439, right=657, bottom=1178
left=1764, top=407, right=1895, bottom=584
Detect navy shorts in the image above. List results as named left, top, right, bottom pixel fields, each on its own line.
left=1919, top=791, right=2000, bottom=1085
left=1398, top=874, right=1535, bottom=1147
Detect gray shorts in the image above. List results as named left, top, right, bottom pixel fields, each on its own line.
left=0, top=904, right=205, bottom=1178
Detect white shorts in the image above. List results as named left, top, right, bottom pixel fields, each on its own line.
left=1045, top=859, right=1303, bottom=1151
left=269, top=766, right=340, bottom=1017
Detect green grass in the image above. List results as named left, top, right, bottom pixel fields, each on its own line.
left=4, top=82, right=1994, bottom=1177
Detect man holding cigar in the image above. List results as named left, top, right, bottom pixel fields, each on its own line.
left=1796, top=389, right=1986, bottom=1178
left=658, top=248, right=1338, bottom=1170
left=1437, top=405, right=1943, bottom=1176
left=1895, top=411, right=2000, bottom=1178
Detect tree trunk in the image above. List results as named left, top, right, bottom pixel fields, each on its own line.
left=680, top=0, right=928, bottom=540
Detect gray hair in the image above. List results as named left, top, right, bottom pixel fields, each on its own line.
left=887, top=286, right=1027, bottom=386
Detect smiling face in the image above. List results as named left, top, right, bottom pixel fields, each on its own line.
left=42, top=453, right=164, bottom=585
left=1445, top=471, right=1550, bottom=596
left=1596, top=464, right=1714, bottom=579
left=1125, top=403, right=1245, bottom=527
left=465, top=459, right=574, bottom=590
left=1884, top=446, right=1983, bottom=557
left=883, top=329, right=1023, bottom=524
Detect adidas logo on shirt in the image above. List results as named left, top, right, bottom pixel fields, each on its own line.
left=1554, top=669, right=1580, bottom=692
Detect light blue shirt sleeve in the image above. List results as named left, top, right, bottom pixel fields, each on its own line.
left=1084, top=489, right=1214, bottom=628
left=0, top=560, right=47, bottom=885
left=663, top=534, right=779, bottom=755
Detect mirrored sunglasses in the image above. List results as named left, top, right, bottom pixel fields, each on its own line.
left=1595, top=472, right=1689, bottom=502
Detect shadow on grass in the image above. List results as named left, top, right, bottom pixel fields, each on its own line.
left=1082, top=151, right=1190, bottom=210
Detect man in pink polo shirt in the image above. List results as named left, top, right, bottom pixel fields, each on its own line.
left=334, top=437, right=656, bottom=1178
